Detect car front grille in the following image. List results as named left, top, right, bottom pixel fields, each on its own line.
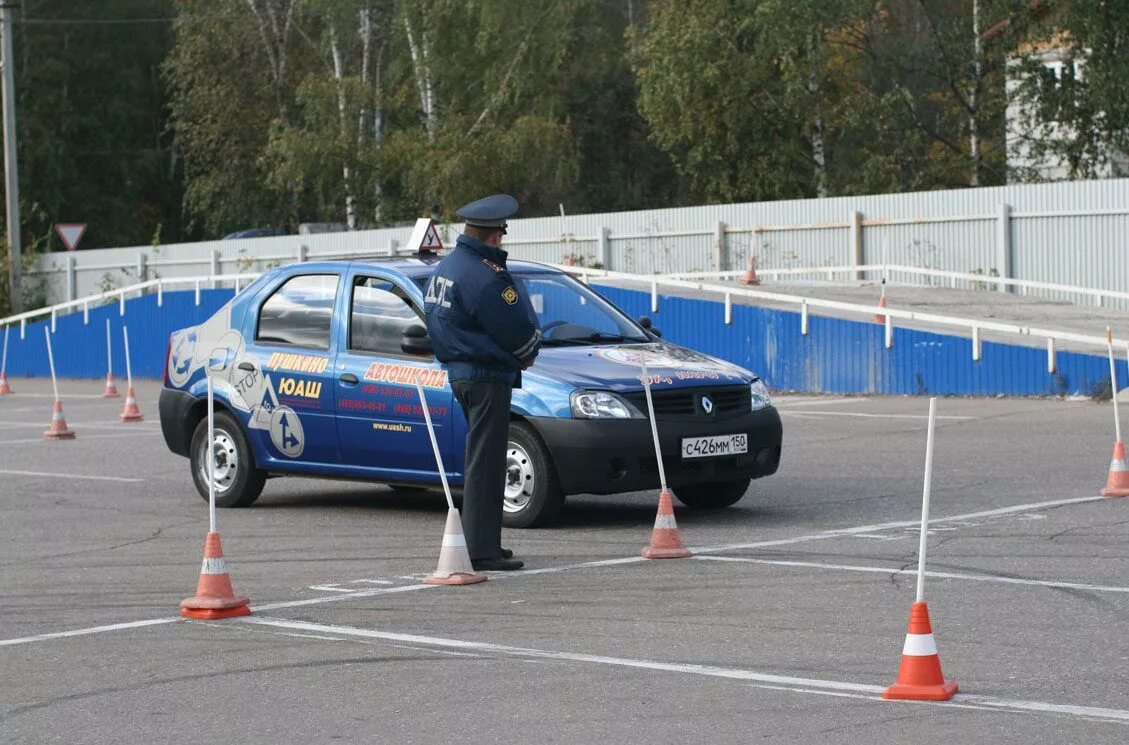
left=623, top=385, right=750, bottom=420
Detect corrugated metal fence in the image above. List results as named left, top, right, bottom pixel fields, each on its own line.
left=27, top=179, right=1129, bottom=307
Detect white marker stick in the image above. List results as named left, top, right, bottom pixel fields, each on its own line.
left=207, top=375, right=216, bottom=534
left=43, top=327, right=60, bottom=402
left=416, top=375, right=455, bottom=511
left=123, top=325, right=134, bottom=390
left=105, top=318, right=112, bottom=378
left=639, top=359, right=668, bottom=493
left=1, top=324, right=8, bottom=374
left=916, top=397, right=938, bottom=602
left=1108, top=328, right=1122, bottom=444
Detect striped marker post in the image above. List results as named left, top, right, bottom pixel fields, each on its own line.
left=884, top=397, right=958, bottom=701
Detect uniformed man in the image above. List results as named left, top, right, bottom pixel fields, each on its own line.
left=424, top=194, right=541, bottom=571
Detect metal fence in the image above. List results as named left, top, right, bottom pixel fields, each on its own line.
left=24, top=179, right=1129, bottom=306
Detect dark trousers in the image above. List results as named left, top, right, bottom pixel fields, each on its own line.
left=452, top=380, right=512, bottom=561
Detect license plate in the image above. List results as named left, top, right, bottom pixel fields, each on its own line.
left=681, top=434, right=747, bottom=459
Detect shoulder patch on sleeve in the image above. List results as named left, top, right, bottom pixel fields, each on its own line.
left=501, top=286, right=519, bottom=305
left=481, top=258, right=504, bottom=272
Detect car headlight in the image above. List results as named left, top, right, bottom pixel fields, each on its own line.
left=570, top=391, right=638, bottom=419
left=750, top=379, right=771, bottom=410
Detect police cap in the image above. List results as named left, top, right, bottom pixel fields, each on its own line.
left=456, top=194, right=518, bottom=230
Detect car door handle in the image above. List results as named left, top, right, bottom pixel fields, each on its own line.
left=340, top=373, right=359, bottom=385
left=237, top=362, right=255, bottom=372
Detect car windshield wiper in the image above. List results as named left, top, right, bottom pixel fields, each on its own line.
left=540, top=337, right=591, bottom=346
left=588, top=332, right=647, bottom=343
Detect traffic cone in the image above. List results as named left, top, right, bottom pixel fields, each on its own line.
left=875, top=294, right=888, bottom=325
left=642, top=489, right=692, bottom=559
left=119, top=387, right=144, bottom=422
left=43, top=400, right=76, bottom=440
left=883, top=601, right=958, bottom=701
left=102, top=372, right=119, bottom=398
left=423, top=507, right=487, bottom=586
left=0, top=371, right=11, bottom=395
left=1100, top=441, right=1129, bottom=498
left=739, top=256, right=761, bottom=286
left=180, top=532, right=251, bottom=619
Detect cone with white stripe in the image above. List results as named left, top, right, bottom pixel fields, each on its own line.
left=119, top=386, right=144, bottom=422
left=180, top=531, right=251, bottom=619
left=883, top=601, right=958, bottom=701
left=0, top=371, right=11, bottom=395
left=1101, top=441, right=1129, bottom=498
left=642, top=489, right=692, bottom=559
left=423, top=507, right=486, bottom=585
left=102, top=372, right=119, bottom=398
left=43, top=399, right=76, bottom=440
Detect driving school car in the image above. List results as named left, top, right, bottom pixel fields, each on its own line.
left=158, top=255, right=782, bottom=527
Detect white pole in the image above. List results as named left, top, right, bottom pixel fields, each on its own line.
left=640, top=359, right=668, bottom=492
left=916, top=397, right=939, bottom=602
left=43, top=327, right=59, bottom=402
left=416, top=375, right=455, bottom=511
left=105, top=318, right=112, bottom=378
left=123, top=325, right=134, bottom=390
left=207, top=375, right=216, bottom=534
left=1108, top=327, right=1122, bottom=444
left=1, top=324, right=8, bottom=374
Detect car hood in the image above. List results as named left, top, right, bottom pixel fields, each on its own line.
left=525, top=342, right=753, bottom=392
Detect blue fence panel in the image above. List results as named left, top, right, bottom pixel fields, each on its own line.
left=2, top=287, right=1124, bottom=397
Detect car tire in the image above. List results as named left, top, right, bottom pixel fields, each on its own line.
left=673, top=479, right=751, bottom=509
left=502, top=422, right=565, bottom=529
left=190, top=411, right=266, bottom=508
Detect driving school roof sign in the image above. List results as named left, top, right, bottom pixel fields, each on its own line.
left=406, top=218, right=444, bottom=253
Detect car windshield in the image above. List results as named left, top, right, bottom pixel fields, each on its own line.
left=413, top=270, right=649, bottom=346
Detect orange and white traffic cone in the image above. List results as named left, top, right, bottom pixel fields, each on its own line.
left=423, top=507, right=487, bottom=585
left=180, top=532, right=251, bottom=619
left=1101, top=441, right=1129, bottom=498
left=0, top=371, right=11, bottom=395
left=883, top=601, right=958, bottom=701
left=102, top=372, right=119, bottom=398
left=120, top=387, right=144, bottom=422
left=642, top=489, right=692, bottom=559
left=875, top=294, right=888, bottom=325
left=739, top=256, right=761, bottom=286
left=43, top=400, right=75, bottom=440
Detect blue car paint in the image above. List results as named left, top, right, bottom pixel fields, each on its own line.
left=164, top=258, right=764, bottom=489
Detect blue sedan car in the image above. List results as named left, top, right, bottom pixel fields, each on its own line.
left=159, top=255, right=782, bottom=527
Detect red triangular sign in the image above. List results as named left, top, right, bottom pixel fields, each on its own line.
left=55, top=223, right=87, bottom=251
left=421, top=222, right=443, bottom=250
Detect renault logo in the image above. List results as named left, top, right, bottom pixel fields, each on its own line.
left=701, top=395, right=714, bottom=414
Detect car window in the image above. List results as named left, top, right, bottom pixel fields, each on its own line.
left=256, top=274, right=338, bottom=350
left=350, top=277, right=424, bottom=356
left=513, top=273, right=648, bottom=345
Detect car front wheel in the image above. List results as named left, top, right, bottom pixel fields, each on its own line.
left=673, top=479, right=751, bottom=509
left=190, top=411, right=266, bottom=508
left=502, top=422, right=564, bottom=528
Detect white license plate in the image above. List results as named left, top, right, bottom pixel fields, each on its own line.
left=681, top=434, right=748, bottom=459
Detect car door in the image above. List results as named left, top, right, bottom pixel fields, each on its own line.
left=247, top=272, right=341, bottom=465
left=333, top=271, right=456, bottom=480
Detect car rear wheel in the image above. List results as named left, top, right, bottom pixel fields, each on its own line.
left=190, top=411, right=266, bottom=508
left=673, top=479, right=751, bottom=509
left=502, top=422, right=564, bottom=528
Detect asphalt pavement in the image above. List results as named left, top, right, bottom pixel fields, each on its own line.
left=3, top=377, right=1129, bottom=743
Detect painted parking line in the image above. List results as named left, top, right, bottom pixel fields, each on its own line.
left=0, top=419, right=160, bottom=430
left=0, top=468, right=144, bottom=483
left=239, top=616, right=1129, bottom=724
left=0, top=495, right=1109, bottom=649
left=0, top=432, right=157, bottom=445
left=695, top=555, right=1129, bottom=595
left=0, top=393, right=111, bottom=399
left=777, top=410, right=976, bottom=421
left=774, top=398, right=869, bottom=408
left=0, top=618, right=180, bottom=647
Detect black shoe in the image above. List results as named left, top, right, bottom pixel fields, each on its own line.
left=500, top=547, right=514, bottom=560
left=471, top=557, right=525, bottom=571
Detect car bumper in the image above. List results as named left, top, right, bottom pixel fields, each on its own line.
left=159, top=387, right=197, bottom=457
left=528, top=407, right=782, bottom=496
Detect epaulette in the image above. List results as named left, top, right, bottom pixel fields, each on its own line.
left=481, top=258, right=504, bottom=273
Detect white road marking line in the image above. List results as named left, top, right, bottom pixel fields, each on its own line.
left=0, top=432, right=156, bottom=445
left=696, top=555, right=1129, bottom=595
left=0, top=618, right=180, bottom=647
left=0, top=419, right=160, bottom=430
left=690, top=496, right=1104, bottom=555
left=308, top=585, right=357, bottom=593
left=0, top=468, right=144, bottom=483
left=778, top=410, right=976, bottom=420
left=239, top=616, right=1129, bottom=723
left=349, top=579, right=394, bottom=585
left=0, top=496, right=1108, bottom=649
left=0, top=393, right=111, bottom=399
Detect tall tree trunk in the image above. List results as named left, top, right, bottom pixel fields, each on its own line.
left=404, top=15, right=436, bottom=143
left=329, top=21, right=356, bottom=230
left=969, top=0, right=983, bottom=186
left=808, top=35, right=828, bottom=198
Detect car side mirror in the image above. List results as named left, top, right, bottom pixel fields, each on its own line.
left=638, top=315, right=662, bottom=339
left=401, top=323, right=433, bottom=356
